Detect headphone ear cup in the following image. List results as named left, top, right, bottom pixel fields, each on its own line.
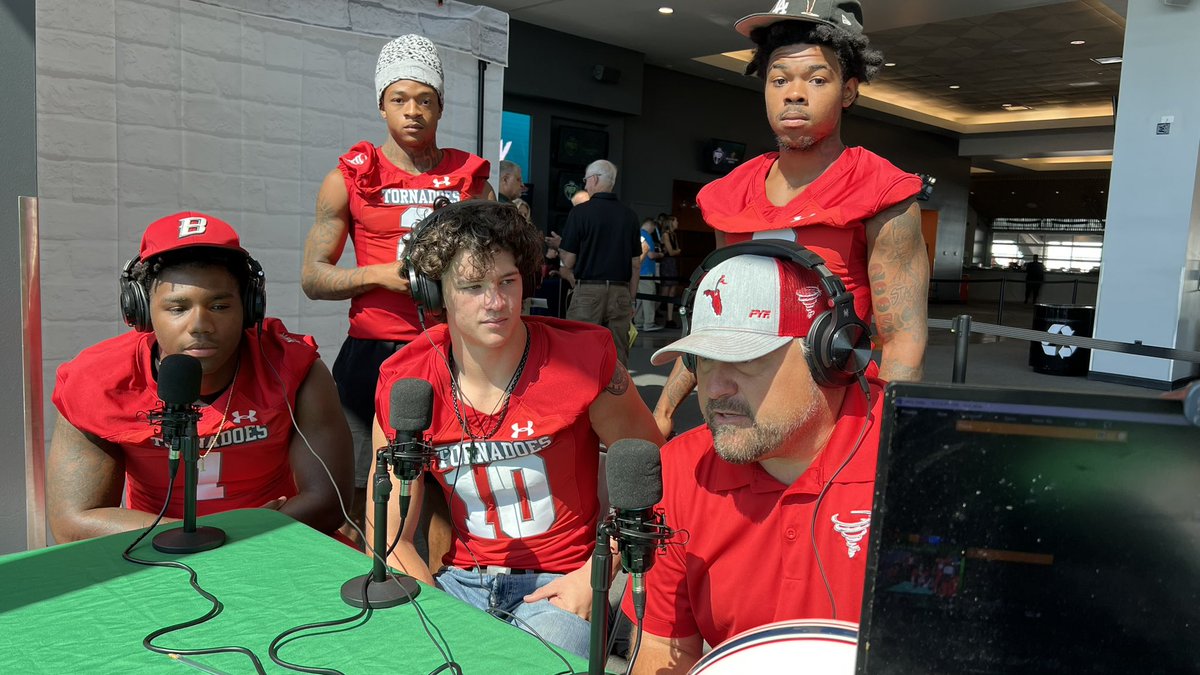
left=243, top=257, right=267, bottom=329
left=119, top=258, right=151, bottom=332
left=806, top=309, right=872, bottom=388
left=408, top=266, right=443, bottom=312
left=683, top=352, right=697, bottom=374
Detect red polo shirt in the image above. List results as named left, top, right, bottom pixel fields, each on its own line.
left=622, top=378, right=885, bottom=647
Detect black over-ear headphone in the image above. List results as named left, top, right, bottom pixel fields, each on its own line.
left=403, top=198, right=537, bottom=314
left=119, top=251, right=266, bottom=332
left=678, top=240, right=873, bottom=388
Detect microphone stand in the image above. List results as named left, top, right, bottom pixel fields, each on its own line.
left=340, top=443, right=423, bottom=609
left=588, top=516, right=617, bottom=675
left=153, top=409, right=226, bottom=554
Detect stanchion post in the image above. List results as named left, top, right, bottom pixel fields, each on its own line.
left=952, top=314, right=971, bottom=384
left=997, top=278, right=1006, bottom=325
left=1072, top=279, right=1079, bottom=303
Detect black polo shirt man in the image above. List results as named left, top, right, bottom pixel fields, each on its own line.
left=559, top=159, right=642, bottom=364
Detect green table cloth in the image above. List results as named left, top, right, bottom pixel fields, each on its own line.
left=0, top=509, right=587, bottom=674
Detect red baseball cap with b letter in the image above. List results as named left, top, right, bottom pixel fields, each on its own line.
left=139, top=211, right=247, bottom=260
left=651, top=254, right=830, bottom=366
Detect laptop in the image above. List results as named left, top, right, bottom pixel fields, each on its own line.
left=858, top=382, right=1200, bottom=675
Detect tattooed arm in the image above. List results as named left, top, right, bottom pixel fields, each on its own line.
left=648, top=227, right=723, bottom=439
left=866, top=199, right=928, bottom=382
left=46, top=416, right=176, bottom=542
left=301, top=169, right=410, bottom=301
left=590, top=362, right=665, bottom=448
left=651, top=358, right=698, bottom=440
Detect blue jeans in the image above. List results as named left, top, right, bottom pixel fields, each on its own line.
left=435, top=566, right=591, bottom=659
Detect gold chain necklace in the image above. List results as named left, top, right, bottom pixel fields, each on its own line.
left=198, top=360, right=239, bottom=472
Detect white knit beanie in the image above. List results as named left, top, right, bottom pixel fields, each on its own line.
left=375, top=34, right=444, bottom=106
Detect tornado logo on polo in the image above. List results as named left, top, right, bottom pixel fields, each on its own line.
left=704, top=275, right=728, bottom=316
left=831, top=510, right=871, bottom=558
left=178, top=216, right=207, bottom=238
left=797, top=286, right=822, bottom=319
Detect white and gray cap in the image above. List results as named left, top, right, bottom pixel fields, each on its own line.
left=651, top=255, right=829, bottom=366
left=375, top=34, right=444, bottom=106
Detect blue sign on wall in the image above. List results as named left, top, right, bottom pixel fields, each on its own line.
left=501, top=111, right=531, bottom=177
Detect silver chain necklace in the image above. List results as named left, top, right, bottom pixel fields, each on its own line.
left=448, top=328, right=531, bottom=444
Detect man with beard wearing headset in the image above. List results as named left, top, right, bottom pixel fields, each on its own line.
left=623, top=242, right=885, bottom=674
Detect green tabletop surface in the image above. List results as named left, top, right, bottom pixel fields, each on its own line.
left=0, top=509, right=587, bottom=674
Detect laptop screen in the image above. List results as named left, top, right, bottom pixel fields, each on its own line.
left=857, top=383, right=1200, bottom=675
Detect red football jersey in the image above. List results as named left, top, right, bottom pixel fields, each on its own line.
left=338, top=142, right=491, bottom=341
left=623, top=378, right=886, bottom=647
left=697, top=147, right=921, bottom=323
left=52, top=318, right=319, bottom=518
left=376, top=317, right=616, bottom=573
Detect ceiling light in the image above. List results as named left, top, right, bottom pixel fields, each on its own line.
left=884, top=62, right=896, bottom=67
left=658, top=6, right=673, bottom=14
left=1002, top=104, right=1034, bottom=111
left=1091, top=56, right=1123, bottom=65
left=1070, top=40, right=1086, bottom=45
left=949, top=85, right=960, bottom=89
left=1068, top=81, right=1101, bottom=87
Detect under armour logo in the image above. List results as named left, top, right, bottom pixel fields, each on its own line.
left=831, top=510, right=871, bottom=558
left=792, top=212, right=817, bottom=222
left=178, top=216, right=207, bottom=238
left=797, top=286, right=822, bottom=319
left=432, top=176, right=452, bottom=188
left=347, top=153, right=366, bottom=166
left=511, top=421, right=534, bottom=438
left=231, top=410, right=257, bottom=425
left=703, top=275, right=728, bottom=316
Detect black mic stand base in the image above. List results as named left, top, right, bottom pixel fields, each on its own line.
left=339, top=573, right=421, bottom=609
left=152, top=525, right=226, bottom=554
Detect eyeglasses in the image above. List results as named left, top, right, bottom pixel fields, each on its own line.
left=584, top=174, right=600, bottom=182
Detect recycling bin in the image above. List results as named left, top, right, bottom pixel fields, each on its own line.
left=1028, top=304, right=1095, bottom=376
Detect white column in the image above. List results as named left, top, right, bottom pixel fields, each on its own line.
left=1091, top=0, right=1200, bottom=388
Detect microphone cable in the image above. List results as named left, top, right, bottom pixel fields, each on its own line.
left=122, top=458, right=268, bottom=674
left=810, top=376, right=874, bottom=621
left=256, top=328, right=462, bottom=675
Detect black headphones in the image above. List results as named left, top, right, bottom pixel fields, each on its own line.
left=119, top=250, right=266, bottom=333
left=403, top=199, right=537, bottom=314
left=678, top=240, right=873, bottom=388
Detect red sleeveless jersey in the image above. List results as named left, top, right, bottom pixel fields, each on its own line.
left=697, top=147, right=920, bottom=323
left=338, top=142, right=491, bottom=341
left=52, top=318, right=319, bottom=518
left=376, top=317, right=616, bottom=573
